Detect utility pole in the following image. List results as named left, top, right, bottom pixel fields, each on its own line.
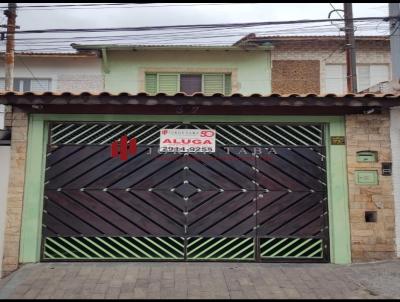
left=344, top=3, right=357, bottom=93
left=389, top=3, right=400, bottom=84
left=4, top=3, right=17, bottom=92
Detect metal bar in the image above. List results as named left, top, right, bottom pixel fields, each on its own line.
left=52, top=124, right=88, bottom=144
left=46, top=237, right=80, bottom=258
left=76, top=125, right=112, bottom=144
left=63, top=124, right=98, bottom=144
left=100, top=125, right=135, bottom=144
left=87, top=124, right=123, bottom=144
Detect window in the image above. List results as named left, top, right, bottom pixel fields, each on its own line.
left=325, top=64, right=390, bottom=94
left=0, top=78, right=51, bottom=92
left=145, top=73, right=232, bottom=95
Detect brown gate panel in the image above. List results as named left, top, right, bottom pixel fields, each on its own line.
left=42, top=122, right=329, bottom=262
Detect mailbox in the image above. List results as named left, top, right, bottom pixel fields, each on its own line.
left=356, top=151, right=378, bottom=163
left=355, top=170, right=379, bottom=185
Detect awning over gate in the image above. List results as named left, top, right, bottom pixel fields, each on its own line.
left=1, top=92, right=399, bottom=115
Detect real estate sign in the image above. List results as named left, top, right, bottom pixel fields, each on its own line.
left=159, top=129, right=216, bottom=153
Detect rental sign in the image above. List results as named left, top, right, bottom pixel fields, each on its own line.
left=159, top=129, right=216, bottom=153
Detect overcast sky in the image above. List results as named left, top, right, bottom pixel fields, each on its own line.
left=0, top=3, right=390, bottom=52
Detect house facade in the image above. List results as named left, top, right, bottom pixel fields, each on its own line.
left=0, top=38, right=399, bottom=278
left=71, top=44, right=273, bottom=95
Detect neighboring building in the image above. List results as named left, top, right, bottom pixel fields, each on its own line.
left=234, top=34, right=391, bottom=94
left=0, top=52, right=104, bottom=93
left=0, top=51, right=103, bottom=276
left=71, top=44, right=273, bottom=95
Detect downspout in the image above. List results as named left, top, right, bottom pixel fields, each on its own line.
left=101, top=48, right=110, bottom=74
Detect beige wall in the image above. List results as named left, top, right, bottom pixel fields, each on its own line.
left=1, top=111, right=28, bottom=277
left=346, top=112, right=396, bottom=261
left=0, top=146, right=11, bottom=277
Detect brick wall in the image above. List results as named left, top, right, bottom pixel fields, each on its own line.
left=346, top=112, right=396, bottom=261
left=271, top=43, right=391, bottom=94
left=4, top=105, right=12, bottom=128
left=272, top=60, right=320, bottom=94
left=1, top=111, right=28, bottom=277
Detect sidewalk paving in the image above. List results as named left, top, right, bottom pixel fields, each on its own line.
left=0, top=260, right=399, bottom=299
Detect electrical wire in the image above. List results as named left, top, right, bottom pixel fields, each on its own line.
left=329, top=3, right=344, bottom=19
left=4, top=16, right=391, bottom=35
left=0, top=3, right=243, bottom=10
left=16, top=56, right=46, bottom=90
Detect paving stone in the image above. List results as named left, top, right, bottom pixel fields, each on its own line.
left=1, top=261, right=400, bottom=299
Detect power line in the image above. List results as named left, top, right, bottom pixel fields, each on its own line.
left=329, top=3, right=344, bottom=19
left=16, top=56, right=46, bottom=90
left=0, top=3, right=246, bottom=10
left=5, top=16, right=393, bottom=35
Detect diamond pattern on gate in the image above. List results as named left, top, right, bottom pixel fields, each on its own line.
left=43, top=122, right=328, bottom=263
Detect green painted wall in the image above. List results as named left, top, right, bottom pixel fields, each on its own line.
left=104, top=50, right=271, bottom=95
left=19, top=114, right=351, bottom=264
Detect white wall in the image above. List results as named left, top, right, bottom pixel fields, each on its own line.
left=0, top=146, right=10, bottom=277
left=0, top=105, right=4, bottom=130
left=390, top=107, right=400, bottom=257
left=0, top=56, right=104, bottom=93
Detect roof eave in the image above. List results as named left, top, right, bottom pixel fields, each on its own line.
left=71, top=43, right=273, bottom=51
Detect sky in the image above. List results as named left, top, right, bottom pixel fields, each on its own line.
left=0, top=3, right=390, bottom=52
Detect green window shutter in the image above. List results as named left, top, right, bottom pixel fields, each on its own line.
left=203, top=74, right=224, bottom=95
left=158, top=74, right=179, bottom=95
left=145, top=73, right=157, bottom=94
left=224, top=74, right=232, bottom=95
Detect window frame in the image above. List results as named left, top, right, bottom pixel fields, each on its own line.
left=0, top=77, right=52, bottom=92
left=146, top=72, right=230, bottom=95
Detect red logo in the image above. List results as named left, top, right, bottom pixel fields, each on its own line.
left=161, top=129, right=168, bottom=135
left=111, top=135, right=137, bottom=161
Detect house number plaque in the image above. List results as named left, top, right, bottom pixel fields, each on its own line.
left=331, top=136, right=345, bottom=145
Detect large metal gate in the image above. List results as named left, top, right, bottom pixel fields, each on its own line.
left=42, top=122, right=329, bottom=262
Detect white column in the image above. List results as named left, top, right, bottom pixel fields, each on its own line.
left=390, top=107, right=400, bottom=257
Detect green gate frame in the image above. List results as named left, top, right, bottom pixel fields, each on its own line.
left=19, top=114, right=351, bottom=264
